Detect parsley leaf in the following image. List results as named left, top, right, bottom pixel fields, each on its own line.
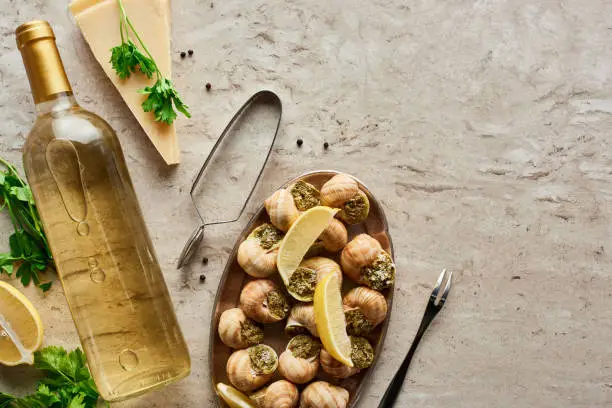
left=0, top=346, right=106, bottom=408
left=0, top=158, right=53, bottom=291
left=140, top=78, right=192, bottom=125
left=110, top=0, right=190, bottom=124
left=110, top=40, right=156, bottom=80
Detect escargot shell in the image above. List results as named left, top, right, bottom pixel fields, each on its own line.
left=340, top=234, right=382, bottom=281
left=265, top=189, right=300, bottom=232
left=319, top=348, right=360, bottom=379
left=250, top=380, right=299, bottom=408
left=240, top=279, right=290, bottom=324
left=285, top=304, right=318, bottom=337
left=349, top=336, right=375, bottom=369
left=343, top=287, right=388, bottom=335
left=320, top=173, right=359, bottom=208
left=218, top=308, right=264, bottom=349
left=339, top=189, right=370, bottom=225
left=300, top=257, right=343, bottom=288
left=320, top=174, right=370, bottom=224
left=288, top=180, right=321, bottom=211
left=320, top=337, right=374, bottom=379
left=287, top=257, right=342, bottom=302
left=341, top=234, right=395, bottom=290
left=318, top=218, right=348, bottom=252
left=300, top=381, right=349, bottom=408
left=226, top=345, right=278, bottom=392
left=238, top=223, right=284, bottom=278
left=278, top=335, right=321, bottom=384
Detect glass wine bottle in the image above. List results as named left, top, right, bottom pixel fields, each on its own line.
left=16, top=20, right=190, bottom=402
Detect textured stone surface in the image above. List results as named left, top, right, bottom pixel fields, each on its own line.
left=1, top=0, right=612, bottom=407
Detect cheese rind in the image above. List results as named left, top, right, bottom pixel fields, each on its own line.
left=69, top=0, right=180, bottom=165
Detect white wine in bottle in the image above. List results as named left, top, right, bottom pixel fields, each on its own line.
left=16, top=20, right=190, bottom=402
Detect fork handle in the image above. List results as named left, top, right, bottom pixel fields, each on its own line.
left=377, top=310, right=436, bottom=408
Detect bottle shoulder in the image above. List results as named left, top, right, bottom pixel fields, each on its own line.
left=25, top=106, right=120, bottom=149
left=22, top=106, right=127, bottom=176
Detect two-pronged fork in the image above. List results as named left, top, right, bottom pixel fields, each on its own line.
left=377, top=269, right=453, bottom=408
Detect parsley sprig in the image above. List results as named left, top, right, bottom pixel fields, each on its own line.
left=0, top=158, right=53, bottom=291
left=110, top=0, right=190, bottom=125
left=0, top=346, right=106, bottom=408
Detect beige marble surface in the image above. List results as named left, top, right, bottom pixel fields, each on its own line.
left=1, top=0, right=612, bottom=407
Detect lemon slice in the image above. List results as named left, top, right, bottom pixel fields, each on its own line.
left=277, top=206, right=339, bottom=300
left=314, top=273, right=353, bottom=367
left=216, top=383, right=256, bottom=408
left=0, top=281, right=44, bottom=366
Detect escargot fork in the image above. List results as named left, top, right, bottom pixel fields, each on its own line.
left=377, top=269, right=452, bottom=408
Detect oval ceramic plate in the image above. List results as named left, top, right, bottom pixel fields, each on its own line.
left=210, top=170, right=394, bottom=407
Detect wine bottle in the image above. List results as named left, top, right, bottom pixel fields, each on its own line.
left=16, top=20, right=190, bottom=402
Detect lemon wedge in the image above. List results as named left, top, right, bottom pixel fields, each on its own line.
left=0, top=281, right=44, bottom=366
left=277, top=206, right=338, bottom=300
left=216, top=383, right=256, bottom=408
left=314, top=273, right=353, bottom=367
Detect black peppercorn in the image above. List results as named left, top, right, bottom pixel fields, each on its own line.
left=205, top=83, right=212, bottom=91
left=202, top=257, right=209, bottom=265
left=188, top=49, right=194, bottom=56
left=323, top=142, right=329, bottom=150
left=180, top=51, right=186, bottom=58
left=297, top=139, right=303, bottom=147
left=199, top=274, right=206, bottom=282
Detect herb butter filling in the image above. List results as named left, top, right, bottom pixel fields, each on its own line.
left=362, top=252, right=395, bottom=291
left=341, top=191, right=370, bottom=224
left=285, top=325, right=308, bottom=337
left=240, top=319, right=264, bottom=346
left=345, top=309, right=374, bottom=336
left=350, top=336, right=374, bottom=369
left=288, top=334, right=321, bottom=360
left=288, top=267, right=317, bottom=299
left=266, top=290, right=290, bottom=319
left=252, top=224, right=283, bottom=250
left=248, top=345, right=277, bottom=374
left=290, top=180, right=321, bottom=211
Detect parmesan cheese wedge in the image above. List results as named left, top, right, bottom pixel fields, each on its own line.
left=69, top=0, right=180, bottom=165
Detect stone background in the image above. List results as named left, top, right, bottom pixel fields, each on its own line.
left=1, top=0, right=611, bottom=407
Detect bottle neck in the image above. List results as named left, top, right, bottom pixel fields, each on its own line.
left=16, top=21, right=74, bottom=107
left=35, top=91, right=78, bottom=116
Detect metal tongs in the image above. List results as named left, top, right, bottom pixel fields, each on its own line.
left=176, top=91, right=282, bottom=269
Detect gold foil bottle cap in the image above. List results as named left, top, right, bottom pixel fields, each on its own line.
left=16, top=20, right=72, bottom=104
left=16, top=20, right=55, bottom=49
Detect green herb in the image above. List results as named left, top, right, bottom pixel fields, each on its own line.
left=266, top=290, right=290, bottom=320
left=251, top=224, right=283, bottom=250
left=362, top=252, right=395, bottom=291
left=287, top=334, right=321, bottom=360
left=287, top=267, right=316, bottom=300
left=248, top=345, right=277, bottom=375
left=0, top=346, right=106, bottom=408
left=109, top=0, right=190, bottom=125
left=0, top=158, right=53, bottom=291
left=345, top=309, right=374, bottom=336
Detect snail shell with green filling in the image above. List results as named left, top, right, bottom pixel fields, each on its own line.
left=249, top=380, right=299, bottom=408
left=240, top=279, right=290, bottom=324
left=340, top=234, right=395, bottom=291
left=278, top=334, right=321, bottom=384
left=217, top=308, right=264, bottom=349
left=237, top=223, right=284, bottom=278
left=300, top=381, right=349, bottom=408
left=226, top=344, right=278, bottom=392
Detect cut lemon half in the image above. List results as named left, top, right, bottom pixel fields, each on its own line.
left=216, top=383, right=256, bottom=408
left=277, top=206, right=339, bottom=301
left=0, top=281, right=44, bottom=366
left=314, top=273, right=353, bottom=367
